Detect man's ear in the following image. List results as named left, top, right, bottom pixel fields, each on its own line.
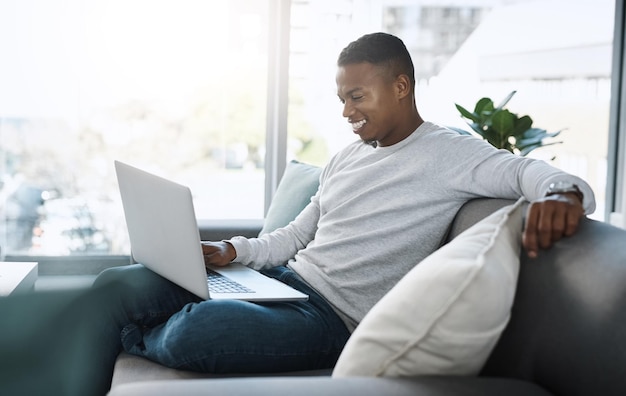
left=394, top=74, right=411, bottom=100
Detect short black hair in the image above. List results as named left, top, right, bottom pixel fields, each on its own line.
left=337, top=32, right=415, bottom=87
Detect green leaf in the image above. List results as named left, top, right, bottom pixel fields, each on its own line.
left=541, top=130, right=562, bottom=139
left=512, top=115, right=533, bottom=137
left=495, top=90, right=517, bottom=109
left=469, top=122, right=487, bottom=137
left=519, top=145, right=540, bottom=156
left=492, top=110, right=515, bottom=135
left=453, top=91, right=564, bottom=157
left=518, top=140, right=562, bottom=156
left=520, top=127, right=548, bottom=139
left=480, top=125, right=500, bottom=146
left=455, top=104, right=479, bottom=122
left=474, top=97, right=494, bottom=116
left=517, top=131, right=562, bottom=147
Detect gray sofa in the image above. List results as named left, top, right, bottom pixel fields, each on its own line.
left=108, top=197, right=626, bottom=396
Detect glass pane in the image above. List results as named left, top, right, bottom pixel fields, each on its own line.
left=288, top=0, right=614, bottom=221
left=0, top=0, right=269, bottom=256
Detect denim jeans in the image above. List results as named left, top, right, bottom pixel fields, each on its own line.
left=93, top=264, right=351, bottom=376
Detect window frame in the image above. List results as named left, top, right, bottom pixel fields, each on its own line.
left=607, top=0, right=626, bottom=227
left=264, top=0, right=291, bottom=215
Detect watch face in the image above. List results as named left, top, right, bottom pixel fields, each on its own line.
left=551, top=181, right=573, bottom=190
left=548, top=182, right=582, bottom=199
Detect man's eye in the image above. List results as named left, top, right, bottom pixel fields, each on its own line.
left=351, top=95, right=363, bottom=101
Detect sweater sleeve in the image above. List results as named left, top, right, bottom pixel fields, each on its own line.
left=517, top=159, right=596, bottom=214
left=439, top=131, right=596, bottom=214
left=227, top=193, right=321, bottom=270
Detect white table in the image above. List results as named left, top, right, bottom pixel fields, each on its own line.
left=0, top=262, right=38, bottom=296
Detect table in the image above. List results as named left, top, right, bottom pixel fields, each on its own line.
left=0, top=262, right=38, bottom=296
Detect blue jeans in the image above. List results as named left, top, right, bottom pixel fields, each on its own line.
left=94, top=264, right=351, bottom=374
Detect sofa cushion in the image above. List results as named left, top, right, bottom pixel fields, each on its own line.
left=259, top=160, right=321, bottom=236
left=111, top=352, right=332, bottom=388
left=332, top=198, right=525, bottom=377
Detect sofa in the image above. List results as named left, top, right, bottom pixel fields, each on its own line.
left=107, top=161, right=626, bottom=396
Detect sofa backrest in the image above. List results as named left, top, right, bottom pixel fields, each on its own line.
left=445, top=198, right=516, bottom=242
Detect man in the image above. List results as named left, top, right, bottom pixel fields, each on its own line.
left=95, top=32, right=593, bottom=392
left=202, top=31, right=594, bottom=328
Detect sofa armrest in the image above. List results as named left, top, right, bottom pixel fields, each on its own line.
left=108, top=376, right=552, bottom=396
left=481, top=217, right=626, bottom=396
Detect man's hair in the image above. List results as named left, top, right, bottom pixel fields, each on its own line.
left=337, top=32, right=415, bottom=88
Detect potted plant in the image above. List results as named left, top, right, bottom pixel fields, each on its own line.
left=452, top=90, right=563, bottom=156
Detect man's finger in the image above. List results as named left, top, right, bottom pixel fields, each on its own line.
left=550, top=209, right=566, bottom=243
left=564, top=206, right=583, bottom=236
left=523, top=204, right=540, bottom=258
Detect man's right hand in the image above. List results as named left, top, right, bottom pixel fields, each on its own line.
left=201, top=241, right=236, bottom=267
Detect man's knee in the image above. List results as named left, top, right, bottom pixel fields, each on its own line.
left=93, top=263, right=155, bottom=290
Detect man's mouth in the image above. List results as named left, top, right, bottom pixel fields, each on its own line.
left=351, top=119, right=367, bottom=131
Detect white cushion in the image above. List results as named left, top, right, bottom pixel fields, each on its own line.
left=332, top=198, right=525, bottom=377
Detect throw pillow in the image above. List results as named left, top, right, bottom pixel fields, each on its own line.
left=259, top=160, right=321, bottom=236
left=332, top=197, right=526, bottom=377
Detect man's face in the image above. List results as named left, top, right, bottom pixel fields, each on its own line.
left=336, top=62, right=403, bottom=147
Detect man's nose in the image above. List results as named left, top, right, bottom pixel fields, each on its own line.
left=342, top=102, right=353, bottom=118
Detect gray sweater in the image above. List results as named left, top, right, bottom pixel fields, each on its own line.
left=229, top=122, right=596, bottom=331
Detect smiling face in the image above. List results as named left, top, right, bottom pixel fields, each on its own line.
left=336, top=62, right=415, bottom=147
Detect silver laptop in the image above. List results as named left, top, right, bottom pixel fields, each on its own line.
left=114, top=160, right=308, bottom=302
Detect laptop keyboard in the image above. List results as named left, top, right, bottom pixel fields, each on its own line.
left=206, top=269, right=255, bottom=294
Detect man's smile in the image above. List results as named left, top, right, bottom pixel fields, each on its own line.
left=351, top=119, right=367, bottom=132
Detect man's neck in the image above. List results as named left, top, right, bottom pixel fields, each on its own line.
left=379, top=110, right=423, bottom=147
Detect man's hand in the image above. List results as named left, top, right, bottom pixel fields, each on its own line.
left=523, top=193, right=584, bottom=258
left=201, top=241, right=236, bottom=267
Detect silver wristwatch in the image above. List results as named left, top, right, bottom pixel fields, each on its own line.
left=546, top=181, right=583, bottom=203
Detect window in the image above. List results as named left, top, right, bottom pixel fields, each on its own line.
left=0, top=0, right=620, bottom=261
left=287, top=0, right=615, bottom=223
left=0, top=0, right=270, bottom=257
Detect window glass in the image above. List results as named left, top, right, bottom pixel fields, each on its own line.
left=288, top=0, right=614, bottom=221
left=0, top=0, right=269, bottom=256
left=0, top=0, right=615, bottom=258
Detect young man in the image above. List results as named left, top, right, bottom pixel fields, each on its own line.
left=92, top=32, right=594, bottom=392
left=201, top=31, right=594, bottom=326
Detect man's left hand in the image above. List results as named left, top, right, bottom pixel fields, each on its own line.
left=522, top=193, right=584, bottom=258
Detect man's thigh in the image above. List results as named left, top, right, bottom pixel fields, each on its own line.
left=95, top=263, right=202, bottom=327
left=124, top=296, right=350, bottom=373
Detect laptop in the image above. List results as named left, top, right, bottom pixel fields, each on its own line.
left=114, top=160, right=308, bottom=302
